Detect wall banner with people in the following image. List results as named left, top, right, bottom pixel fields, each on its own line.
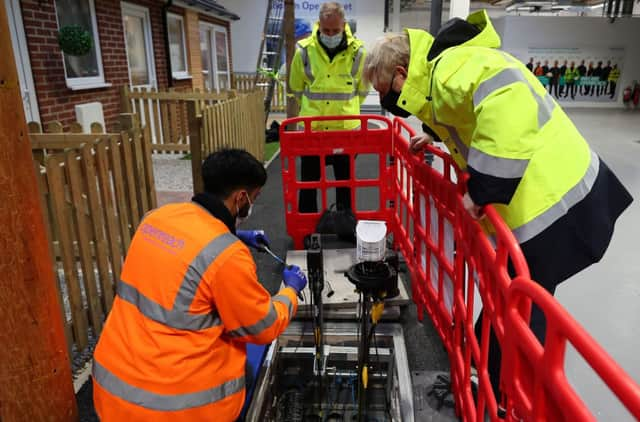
left=511, top=47, right=626, bottom=103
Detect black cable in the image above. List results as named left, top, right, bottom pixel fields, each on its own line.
left=372, top=326, right=393, bottom=421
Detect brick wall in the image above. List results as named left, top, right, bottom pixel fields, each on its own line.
left=20, top=0, right=170, bottom=130
left=20, top=0, right=232, bottom=130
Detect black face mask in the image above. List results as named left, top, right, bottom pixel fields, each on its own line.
left=380, top=76, right=411, bottom=117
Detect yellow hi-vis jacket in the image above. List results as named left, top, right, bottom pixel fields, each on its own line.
left=395, top=10, right=602, bottom=245
left=289, top=22, right=368, bottom=130
left=608, top=67, right=620, bottom=82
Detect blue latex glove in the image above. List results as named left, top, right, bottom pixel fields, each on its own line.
left=236, top=230, right=270, bottom=250
left=283, top=265, right=308, bottom=294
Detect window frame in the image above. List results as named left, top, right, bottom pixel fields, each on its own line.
left=54, top=0, right=109, bottom=90
left=199, top=21, right=230, bottom=93
left=167, top=12, right=191, bottom=80
left=121, top=2, right=157, bottom=88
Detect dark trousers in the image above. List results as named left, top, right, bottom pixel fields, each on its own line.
left=609, top=81, right=617, bottom=98
left=564, top=82, right=576, bottom=99
left=474, top=267, right=557, bottom=399
left=299, top=155, right=351, bottom=213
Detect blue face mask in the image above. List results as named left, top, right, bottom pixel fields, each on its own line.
left=320, top=32, right=343, bottom=49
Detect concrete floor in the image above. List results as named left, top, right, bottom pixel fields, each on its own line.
left=555, top=109, right=640, bottom=421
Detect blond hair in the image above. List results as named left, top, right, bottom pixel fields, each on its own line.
left=319, top=2, right=345, bottom=21
left=362, top=32, right=410, bottom=87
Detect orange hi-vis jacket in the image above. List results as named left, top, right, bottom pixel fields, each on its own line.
left=92, top=200, right=298, bottom=421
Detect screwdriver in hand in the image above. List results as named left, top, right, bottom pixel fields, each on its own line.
left=259, top=243, right=304, bottom=302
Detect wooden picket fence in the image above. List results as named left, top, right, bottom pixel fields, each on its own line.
left=189, top=91, right=266, bottom=193
left=120, top=86, right=236, bottom=153
left=29, top=114, right=156, bottom=357
left=234, top=72, right=286, bottom=112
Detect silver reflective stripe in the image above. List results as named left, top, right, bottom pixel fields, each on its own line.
left=274, top=294, right=294, bottom=319
left=536, top=92, right=556, bottom=129
left=303, top=89, right=356, bottom=101
left=351, top=46, right=364, bottom=77
left=473, top=68, right=522, bottom=107
left=468, top=147, right=530, bottom=179
left=512, top=150, right=599, bottom=244
left=226, top=303, right=277, bottom=338
left=472, top=67, right=556, bottom=130
left=93, top=360, right=244, bottom=411
left=432, top=107, right=469, bottom=159
left=118, top=280, right=221, bottom=331
left=298, top=44, right=314, bottom=83
left=173, top=233, right=238, bottom=312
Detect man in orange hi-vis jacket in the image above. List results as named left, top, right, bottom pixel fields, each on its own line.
left=92, top=149, right=307, bottom=421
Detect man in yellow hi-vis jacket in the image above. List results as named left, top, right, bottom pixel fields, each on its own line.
left=289, top=2, right=368, bottom=213
left=362, top=10, right=632, bottom=401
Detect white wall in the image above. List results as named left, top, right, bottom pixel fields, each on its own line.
left=218, top=0, right=385, bottom=74
left=217, top=0, right=268, bottom=73
left=494, top=16, right=640, bottom=108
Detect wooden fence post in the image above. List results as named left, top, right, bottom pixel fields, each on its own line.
left=120, top=85, right=133, bottom=113
left=187, top=102, right=204, bottom=195
left=0, top=2, right=78, bottom=419
left=119, top=112, right=137, bottom=132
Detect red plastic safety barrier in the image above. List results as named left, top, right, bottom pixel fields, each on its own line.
left=280, top=115, right=394, bottom=249
left=503, top=278, right=640, bottom=421
left=279, top=115, right=640, bottom=421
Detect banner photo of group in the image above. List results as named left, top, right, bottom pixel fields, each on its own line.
left=509, top=47, right=626, bottom=103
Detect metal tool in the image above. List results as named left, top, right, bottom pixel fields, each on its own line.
left=262, top=244, right=286, bottom=266
left=260, top=243, right=304, bottom=302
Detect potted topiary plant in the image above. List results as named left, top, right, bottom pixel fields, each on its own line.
left=57, top=25, right=93, bottom=56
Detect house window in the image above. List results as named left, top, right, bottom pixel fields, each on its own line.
left=200, top=23, right=231, bottom=92
left=167, top=14, right=190, bottom=79
left=55, top=0, right=107, bottom=90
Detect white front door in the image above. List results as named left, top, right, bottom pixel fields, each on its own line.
left=200, top=23, right=231, bottom=93
left=122, top=2, right=156, bottom=89
left=5, top=0, right=40, bottom=123
left=122, top=2, right=159, bottom=141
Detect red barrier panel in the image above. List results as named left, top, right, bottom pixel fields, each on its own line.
left=503, top=279, right=640, bottom=421
left=279, top=115, right=640, bottom=421
left=391, top=118, right=530, bottom=420
left=279, top=115, right=394, bottom=249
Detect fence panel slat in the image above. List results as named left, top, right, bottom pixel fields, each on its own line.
left=161, top=101, right=170, bottom=149
left=80, top=144, right=115, bottom=312
left=170, top=100, right=179, bottom=149
left=119, top=132, right=140, bottom=230
left=66, top=150, right=104, bottom=335
left=46, top=155, right=89, bottom=350
left=34, top=160, right=73, bottom=354
left=140, top=124, right=157, bottom=210
left=108, top=136, right=132, bottom=252
left=95, top=141, right=123, bottom=289
left=151, top=90, right=162, bottom=146
left=130, top=127, right=149, bottom=217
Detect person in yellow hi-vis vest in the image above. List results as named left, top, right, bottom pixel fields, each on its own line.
left=608, top=63, right=621, bottom=99
left=563, top=61, right=580, bottom=100
left=362, top=10, right=632, bottom=407
left=289, top=2, right=368, bottom=213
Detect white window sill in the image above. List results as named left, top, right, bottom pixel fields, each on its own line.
left=173, top=73, right=192, bottom=80
left=66, top=82, right=113, bottom=91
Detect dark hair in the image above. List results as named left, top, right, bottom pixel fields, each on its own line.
left=201, top=149, right=267, bottom=198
